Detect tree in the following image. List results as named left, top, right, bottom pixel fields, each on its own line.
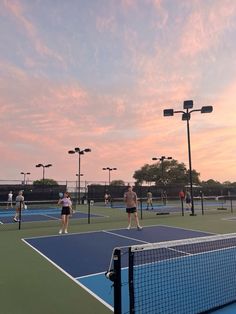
left=33, top=178, right=59, bottom=186
left=133, top=159, right=200, bottom=185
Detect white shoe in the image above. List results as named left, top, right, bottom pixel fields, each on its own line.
left=137, top=226, right=143, bottom=231
left=64, top=230, right=68, bottom=234
left=59, top=229, right=63, bottom=234
left=127, top=225, right=131, bottom=230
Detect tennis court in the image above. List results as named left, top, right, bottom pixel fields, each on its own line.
left=23, top=225, right=226, bottom=313
left=0, top=205, right=102, bottom=224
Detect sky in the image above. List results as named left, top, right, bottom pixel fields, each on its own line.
left=1, top=0, right=236, bottom=185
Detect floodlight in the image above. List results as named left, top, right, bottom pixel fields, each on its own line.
left=163, top=109, right=174, bottom=116
left=201, top=106, right=213, bottom=113
left=183, top=100, right=193, bottom=109
left=84, top=148, right=91, bottom=152
left=74, top=147, right=80, bottom=152
left=68, top=150, right=75, bottom=154
left=182, top=113, right=190, bottom=121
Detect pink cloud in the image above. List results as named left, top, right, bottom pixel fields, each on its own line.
left=180, top=1, right=236, bottom=57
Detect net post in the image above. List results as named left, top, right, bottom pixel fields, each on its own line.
left=181, top=198, right=184, bottom=216
left=200, top=191, right=204, bottom=215
left=230, top=195, right=233, bottom=213
left=113, top=248, right=122, bottom=314
left=87, top=199, right=90, bottom=224
left=18, top=200, right=22, bottom=230
left=129, top=247, right=135, bottom=313
left=140, top=198, right=143, bottom=220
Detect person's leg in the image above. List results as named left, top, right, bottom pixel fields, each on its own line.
left=64, top=215, right=69, bottom=233
left=127, top=212, right=131, bottom=229
left=14, top=208, right=19, bottom=221
left=134, top=212, right=142, bottom=229
left=59, top=215, right=66, bottom=233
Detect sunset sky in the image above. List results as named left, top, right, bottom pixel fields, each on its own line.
left=1, top=0, right=236, bottom=185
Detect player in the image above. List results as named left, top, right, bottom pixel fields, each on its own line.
left=161, top=190, right=167, bottom=205
left=58, top=192, right=72, bottom=234
left=14, top=190, right=24, bottom=222
left=7, top=191, right=13, bottom=209
left=146, top=190, right=153, bottom=210
left=124, top=186, right=142, bottom=230
left=104, top=192, right=109, bottom=206
left=185, top=191, right=191, bottom=210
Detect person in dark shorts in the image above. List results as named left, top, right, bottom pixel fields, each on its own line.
left=124, top=186, right=142, bottom=230
left=58, top=192, right=72, bottom=234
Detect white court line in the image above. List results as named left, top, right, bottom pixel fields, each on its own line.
left=40, top=214, right=61, bottom=221
left=102, top=230, right=149, bottom=244
left=22, top=238, right=114, bottom=312
left=23, top=224, right=215, bottom=241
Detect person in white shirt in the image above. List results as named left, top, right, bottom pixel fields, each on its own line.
left=7, top=191, right=13, bottom=209
left=58, top=192, right=72, bottom=234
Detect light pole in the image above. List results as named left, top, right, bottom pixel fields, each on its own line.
left=102, top=167, right=117, bottom=185
left=152, top=156, right=172, bottom=183
left=68, top=147, right=91, bottom=204
left=164, top=100, right=213, bottom=216
left=35, top=164, right=52, bottom=183
left=20, top=172, right=31, bottom=185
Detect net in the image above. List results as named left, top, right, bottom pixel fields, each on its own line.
left=111, top=233, right=236, bottom=314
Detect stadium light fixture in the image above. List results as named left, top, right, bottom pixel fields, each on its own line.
left=20, top=172, right=31, bottom=185
left=35, top=164, right=52, bottom=182
left=68, top=147, right=91, bottom=204
left=152, top=156, right=172, bottom=182
left=163, top=100, right=213, bottom=216
left=103, top=167, right=117, bottom=185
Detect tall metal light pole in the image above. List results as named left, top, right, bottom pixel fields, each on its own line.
left=152, top=156, right=172, bottom=183
left=68, top=147, right=91, bottom=204
left=35, top=164, right=52, bottom=182
left=102, top=167, right=117, bottom=185
left=164, top=100, right=213, bottom=216
left=20, top=172, right=31, bottom=185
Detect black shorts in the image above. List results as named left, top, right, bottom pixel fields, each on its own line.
left=186, top=198, right=191, bottom=204
left=61, top=206, right=71, bottom=215
left=126, top=207, right=137, bottom=213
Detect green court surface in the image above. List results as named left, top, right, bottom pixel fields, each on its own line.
left=1, top=204, right=236, bottom=314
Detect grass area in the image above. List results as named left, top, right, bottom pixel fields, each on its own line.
left=1, top=204, right=236, bottom=314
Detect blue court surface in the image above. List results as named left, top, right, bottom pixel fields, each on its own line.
left=0, top=208, right=102, bottom=224
left=22, top=225, right=236, bottom=313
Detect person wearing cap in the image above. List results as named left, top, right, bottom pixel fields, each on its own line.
left=124, top=185, right=142, bottom=230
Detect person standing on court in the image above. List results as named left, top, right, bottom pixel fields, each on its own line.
left=14, top=190, right=24, bottom=222
left=7, top=190, right=13, bottom=209
left=58, top=192, right=72, bottom=234
left=185, top=190, right=191, bottom=210
left=146, top=190, right=153, bottom=210
left=124, top=185, right=142, bottom=230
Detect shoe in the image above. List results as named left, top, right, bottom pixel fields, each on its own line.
left=137, top=226, right=143, bottom=231
left=59, top=229, right=63, bottom=234
left=127, top=225, right=131, bottom=230
left=64, top=230, right=68, bottom=234
left=13, top=218, right=18, bottom=222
